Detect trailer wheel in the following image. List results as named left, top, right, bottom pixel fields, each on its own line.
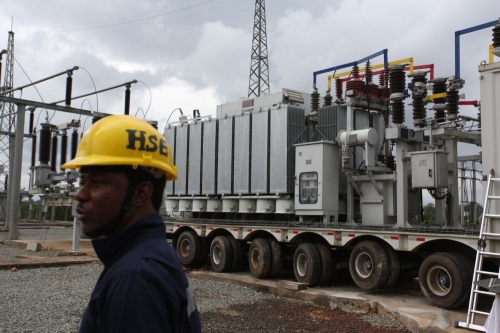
left=449, top=253, right=474, bottom=309
left=380, top=243, right=400, bottom=288
left=293, top=243, right=320, bottom=287
left=248, top=238, right=272, bottom=278
left=418, top=252, right=470, bottom=309
left=228, top=237, right=243, bottom=272
left=196, top=237, right=210, bottom=267
left=349, top=240, right=389, bottom=290
left=266, top=238, right=283, bottom=278
left=210, top=236, right=233, bottom=273
left=314, top=243, right=334, bottom=287
left=176, top=230, right=202, bottom=267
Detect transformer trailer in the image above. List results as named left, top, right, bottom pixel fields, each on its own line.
left=164, top=20, right=500, bottom=313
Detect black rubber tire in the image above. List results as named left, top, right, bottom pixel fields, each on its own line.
left=449, top=253, right=474, bottom=309
left=210, top=236, right=233, bottom=273
left=196, top=237, right=210, bottom=267
left=379, top=242, right=400, bottom=288
left=228, top=237, right=243, bottom=272
left=176, top=230, right=202, bottom=267
left=349, top=240, right=389, bottom=290
left=293, top=243, right=321, bottom=287
left=266, top=238, right=283, bottom=278
left=314, top=243, right=334, bottom=287
left=418, top=252, right=470, bottom=309
left=248, top=238, right=272, bottom=278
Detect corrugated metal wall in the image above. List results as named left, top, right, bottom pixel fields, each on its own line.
left=251, top=110, right=269, bottom=194
left=233, top=113, right=251, bottom=194
left=202, top=119, right=217, bottom=195
left=163, top=126, right=176, bottom=196
left=174, top=124, right=189, bottom=195
left=188, top=122, right=203, bottom=195
left=270, top=106, right=305, bottom=194
left=217, top=117, right=233, bottom=194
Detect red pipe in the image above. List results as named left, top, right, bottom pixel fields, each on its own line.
left=458, top=100, right=479, bottom=107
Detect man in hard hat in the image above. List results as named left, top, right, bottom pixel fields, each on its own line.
left=62, top=115, right=201, bottom=333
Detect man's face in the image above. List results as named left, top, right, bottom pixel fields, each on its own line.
left=75, top=171, right=128, bottom=238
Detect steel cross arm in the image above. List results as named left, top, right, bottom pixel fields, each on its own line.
left=0, top=66, right=79, bottom=96
left=0, top=96, right=92, bottom=116
left=454, top=19, right=498, bottom=79
left=0, top=130, right=32, bottom=138
left=51, top=80, right=137, bottom=105
left=423, top=127, right=481, bottom=145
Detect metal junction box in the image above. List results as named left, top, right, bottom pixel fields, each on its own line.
left=411, top=151, right=448, bottom=189
left=294, top=141, right=339, bottom=217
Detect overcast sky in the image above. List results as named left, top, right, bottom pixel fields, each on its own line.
left=1, top=0, right=499, bottom=206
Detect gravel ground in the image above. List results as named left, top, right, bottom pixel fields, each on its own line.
left=0, top=227, right=413, bottom=333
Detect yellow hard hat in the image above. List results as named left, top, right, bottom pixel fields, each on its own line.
left=61, top=115, right=177, bottom=180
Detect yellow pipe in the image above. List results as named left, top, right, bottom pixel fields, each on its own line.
left=327, top=57, right=414, bottom=91
left=425, top=92, right=447, bottom=102
left=489, top=45, right=494, bottom=64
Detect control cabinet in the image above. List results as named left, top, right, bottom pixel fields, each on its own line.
left=410, top=150, right=448, bottom=189
left=294, top=141, right=339, bottom=218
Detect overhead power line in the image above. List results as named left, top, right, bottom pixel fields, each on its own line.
left=27, top=0, right=214, bottom=34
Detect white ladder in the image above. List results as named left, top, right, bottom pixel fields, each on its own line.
left=456, top=174, right=500, bottom=332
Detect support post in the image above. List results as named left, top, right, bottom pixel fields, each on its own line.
left=394, top=140, right=410, bottom=227
left=8, top=104, right=26, bottom=240
left=446, top=137, right=459, bottom=227
left=346, top=103, right=355, bottom=224
left=460, top=161, right=465, bottom=225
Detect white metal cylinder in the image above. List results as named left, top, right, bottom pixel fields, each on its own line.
left=337, top=128, right=378, bottom=147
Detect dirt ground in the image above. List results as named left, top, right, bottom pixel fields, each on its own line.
left=200, top=298, right=413, bottom=333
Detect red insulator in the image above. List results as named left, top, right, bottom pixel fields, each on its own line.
left=378, top=72, right=390, bottom=100
left=346, top=65, right=365, bottom=96
left=335, top=78, right=343, bottom=101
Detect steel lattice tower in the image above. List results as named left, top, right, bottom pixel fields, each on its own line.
left=0, top=30, right=15, bottom=222
left=248, top=0, right=270, bottom=98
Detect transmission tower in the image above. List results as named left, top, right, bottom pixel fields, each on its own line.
left=0, top=29, right=15, bottom=222
left=248, top=0, right=270, bottom=98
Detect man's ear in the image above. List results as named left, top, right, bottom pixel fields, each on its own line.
left=133, top=181, right=154, bottom=207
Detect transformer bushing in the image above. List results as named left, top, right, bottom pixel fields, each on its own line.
left=493, top=19, right=500, bottom=57
left=431, top=77, right=447, bottom=122
left=446, top=76, right=464, bottom=120
left=71, top=129, right=78, bottom=159
left=38, top=123, right=52, bottom=165
left=323, top=91, right=333, bottom=107
left=378, top=72, right=390, bottom=101
left=60, top=130, right=68, bottom=170
left=346, top=65, right=365, bottom=97
left=50, top=132, right=58, bottom=172
left=364, top=62, right=379, bottom=99
left=311, top=87, right=320, bottom=112
left=385, top=153, right=395, bottom=170
left=409, top=71, right=428, bottom=127
left=389, top=65, right=406, bottom=125
left=335, top=78, right=343, bottom=104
